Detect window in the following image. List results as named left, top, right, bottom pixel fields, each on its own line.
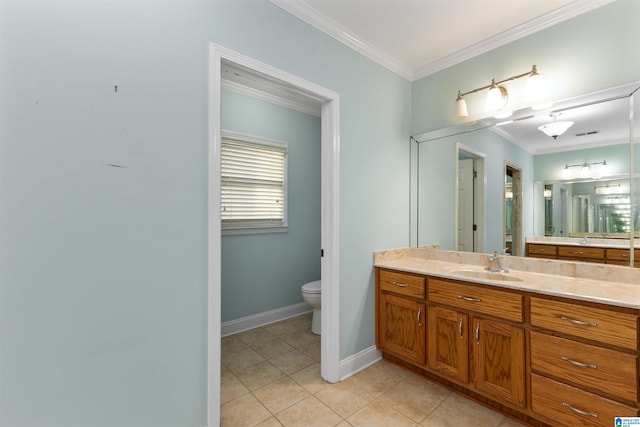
left=221, top=131, right=287, bottom=234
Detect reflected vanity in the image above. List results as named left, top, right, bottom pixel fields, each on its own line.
left=411, top=81, right=640, bottom=267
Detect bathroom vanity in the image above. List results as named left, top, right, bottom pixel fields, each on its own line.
left=525, top=236, right=640, bottom=267
left=374, top=247, right=640, bottom=427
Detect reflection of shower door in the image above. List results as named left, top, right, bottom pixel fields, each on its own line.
left=458, top=159, right=475, bottom=251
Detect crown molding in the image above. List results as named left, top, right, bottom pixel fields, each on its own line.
left=413, top=0, right=615, bottom=80
left=272, top=0, right=614, bottom=82
left=271, top=0, right=414, bottom=81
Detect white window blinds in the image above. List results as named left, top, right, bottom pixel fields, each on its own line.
left=221, top=133, right=287, bottom=231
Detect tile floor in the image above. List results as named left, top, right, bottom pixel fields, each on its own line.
left=221, top=313, right=529, bottom=427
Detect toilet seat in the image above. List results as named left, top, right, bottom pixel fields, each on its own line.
left=301, top=280, right=321, bottom=294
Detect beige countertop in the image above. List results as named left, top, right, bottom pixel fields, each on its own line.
left=374, top=247, right=640, bottom=310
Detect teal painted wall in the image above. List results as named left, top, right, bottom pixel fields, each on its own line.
left=220, top=90, right=321, bottom=322
left=1, top=0, right=637, bottom=425
left=0, top=1, right=411, bottom=426
left=417, top=129, right=534, bottom=253
left=534, top=144, right=630, bottom=182
left=412, top=0, right=640, bottom=134
left=412, top=0, right=640, bottom=252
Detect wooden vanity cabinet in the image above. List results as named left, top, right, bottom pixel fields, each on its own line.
left=557, top=245, right=605, bottom=263
left=376, top=269, right=426, bottom=366
left=526, top=242, right=639, bottom=267
left=375, top=266, right=640, bottom=426
left=526, top=243, right=557, bottom=259
left=428, top=278, right=526, bottom=408
left=529, top=297, right=640, bottom=426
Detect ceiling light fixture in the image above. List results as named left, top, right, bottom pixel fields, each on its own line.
left=453, top=65, right=541, bottom=120
left=538, top=113, right=574, bottom=139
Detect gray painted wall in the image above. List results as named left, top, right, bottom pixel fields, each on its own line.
left=220, top=90, right=321, bottom=322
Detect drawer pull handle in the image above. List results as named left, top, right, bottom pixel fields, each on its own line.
left=392, top=282, right=409, bottom=287
left=459, top=318, right=463, bottom=339
left=417, top=308, right=422, bottom=327
left=560, top=316, right=598, bottom=328
left=459, top=295, right=481, bottom=302
left=561, top=356, right=597, bottom=369
left=576, top=251, right=585, bottom=255
left=562, top=402, right=598, bottom=419
left=561, top=316, right=597, bottom=327
left=475, top=323, right=480, bottom=345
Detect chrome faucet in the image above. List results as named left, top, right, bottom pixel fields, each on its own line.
left=486, top=250, right=509, bottom=273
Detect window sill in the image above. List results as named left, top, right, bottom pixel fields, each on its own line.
left=222, top=225, right=288, bottom=236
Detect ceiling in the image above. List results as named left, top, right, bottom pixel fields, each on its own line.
left=271, top=0, right=614, bottom=81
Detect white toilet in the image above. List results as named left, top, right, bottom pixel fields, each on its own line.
left=301, top=280, right=321, bottom=335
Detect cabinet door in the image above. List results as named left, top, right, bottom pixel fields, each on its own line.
left=428, top=305, right=469, bottom=383
left=472, top=317, right=526, bottom=408
left=378, top=292, right=426, bottom=365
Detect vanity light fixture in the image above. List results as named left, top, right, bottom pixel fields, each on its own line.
left=453, top=65, right=541, bottom=120
left=563, top=160, right=607, bottom=179
left=538, top=113, right=574, bottom=139
left=595, top=183, right=621, bottom=195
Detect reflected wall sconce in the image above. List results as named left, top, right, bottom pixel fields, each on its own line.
left=538, top=113, right=574, bottom=139
left=453, top=65, right=541, bottom=120
left=562, top=160, right=608, bottom=179
left=595, top=183, right=621, bottom=195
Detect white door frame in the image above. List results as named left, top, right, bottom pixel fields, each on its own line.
left=207, top=44, right=341, bottom=425
left=454, top=143, right=485, bottom=253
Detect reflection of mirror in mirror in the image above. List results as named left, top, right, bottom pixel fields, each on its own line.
left=412, top=81, right=640, bottom=267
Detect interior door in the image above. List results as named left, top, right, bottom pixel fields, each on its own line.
left=458, top=158, right=475, bottom=252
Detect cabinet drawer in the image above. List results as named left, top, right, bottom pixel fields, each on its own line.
left=531, top=374, right=639, bottom=427
left=558, top=246, right=604, bottom=260
left=607, top=248, right=632, bottom=261
left=379, top=269, right=425, bottom=299
left=527, top=244, right=557, bottom=257
left=428, top=279, right=523, bottom=322
left=530, top=297, right=638, bottom=350
left=530, top=331, right=638, bottom=402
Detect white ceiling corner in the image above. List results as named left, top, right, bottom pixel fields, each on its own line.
left=271, top=0, right=615, bottom=82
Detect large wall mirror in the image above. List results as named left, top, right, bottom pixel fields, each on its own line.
left=412, top=81, right=640, bottom=267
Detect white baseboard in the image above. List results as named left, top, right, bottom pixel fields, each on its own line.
left=221, top=303, right=311, bottom=337
left=339, top=345, right=381, bottom=381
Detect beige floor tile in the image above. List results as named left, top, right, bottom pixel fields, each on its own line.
left=221, top=334, right=250, bottom=355
left=221, top=369, right=249, bottom=405
left=420, top=393, right=504, bottom=427
left=285, top=313, right=313, bottom=330
left=298, top=341, right=321, bottom=362
left=221, top=393, right=271, bottom=427
left=251, top=337, right=296, bottom=360
left=347, top=399, right=416, bottom=427
left=280, top=329, right=320, bottom=349
left=222, top=347, right=266, bottom=373
left=254, top=377, right=310, bottom=414
left=276, top=395, right=342, bottom=427
left=289, top=363, right=330, bottom=394
left=239, top=328, right=279, bottom=347
left=378, top=376, right=450, bottom=422
left=235, top=360, right=286, bottom=391
left=315, top=380, right=375, bottom=419
left=264, top=321, right=302, bottom=337
left=349, top=361, right=410, bottom=397
left=270, top=349, right=315, bottom=375
left=255, top=416, right=284, bottom=427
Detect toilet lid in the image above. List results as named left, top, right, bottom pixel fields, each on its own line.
left=302, top=280, right=321, bottom=294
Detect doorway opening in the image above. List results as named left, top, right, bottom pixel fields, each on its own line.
left=208, top=44, right=341, bottom=425
left=504, top=163, right=522, bottom=256
left=455, top=144, right=485, bottom=253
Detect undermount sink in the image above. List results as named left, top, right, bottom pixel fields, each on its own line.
left=451, top=269, right=523, bottom=282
